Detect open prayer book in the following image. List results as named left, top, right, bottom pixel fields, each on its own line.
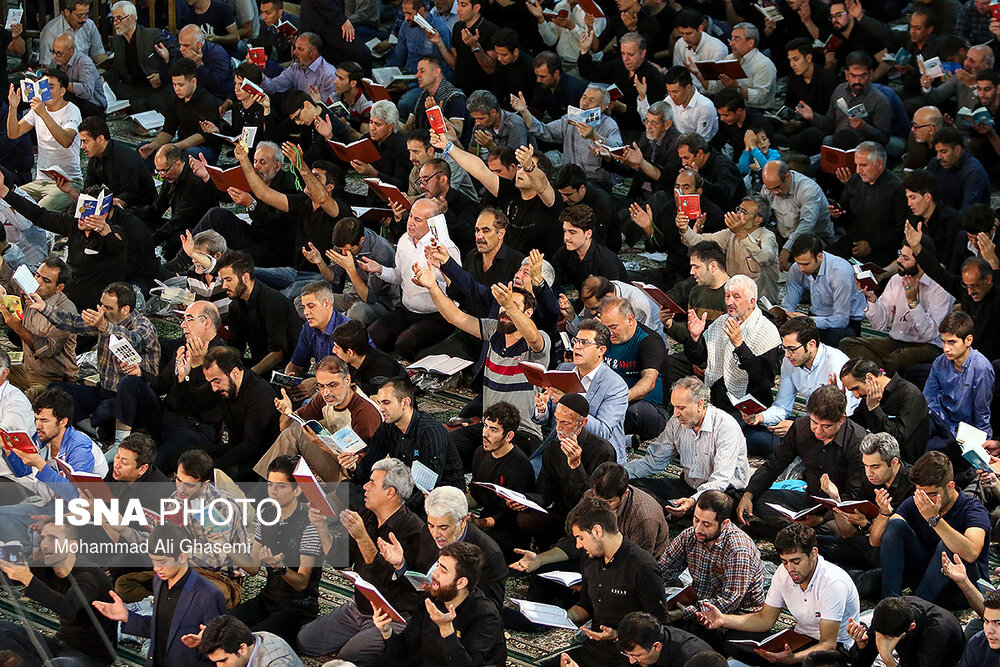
left=511, top=599, right=578, bottom=629
left=957, top=422, right=993, bottom=472
left=473, top=482, right=548, bottom=513
left=288, top=414, right=367, bottom=455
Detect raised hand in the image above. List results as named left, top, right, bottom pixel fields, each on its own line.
left=510, top=548, right=541, bottom=572
left=275, top=388, right=293, bottom=415
left=695, top=601, right=724, bottom=629
left=376, top=532, right=405, bottom=568
left=92, top=590, right=129, bottom=622
left=687, top=309, right=708, bottom=341
left=630, top=202, right=653, bottom=234
left=510, top=91, right=528, bottom=113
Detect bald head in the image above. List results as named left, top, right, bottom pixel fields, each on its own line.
left=912, top=106, right=943, bottom=144
left=52, top=33, right=76, bottom=65
left=967, top=44, right=994, bottom=72
left=408, top=197, right=440, bottom=241
left=761, top=160, right=790, bottom=195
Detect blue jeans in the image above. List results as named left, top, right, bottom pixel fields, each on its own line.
left=743, top=423, right=780, bottom=457
left=880, top=517, right=979, bottom=607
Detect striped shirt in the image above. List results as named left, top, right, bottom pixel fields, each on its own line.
left=480, top=318, right=550, bottom=439
left=624, top=405, right=749, bottom=496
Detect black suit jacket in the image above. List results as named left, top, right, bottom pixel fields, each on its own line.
left=106, top=26, right=167, bottom=83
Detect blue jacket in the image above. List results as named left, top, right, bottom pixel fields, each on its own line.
left=531, top=361, right=629, bottom=463
left=927, top=150, right=991, bottom=214
left=122, top=568, right=226, bottom=667
left=3, top=426, right=99, bottom=501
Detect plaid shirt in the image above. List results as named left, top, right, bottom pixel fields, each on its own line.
left=41, top=304, right=160, bottom=392
left=659, top=523, right=765, bottom=619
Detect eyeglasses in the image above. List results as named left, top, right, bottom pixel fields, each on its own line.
left=155, top=161, right=180, bottom=175
left=182, top=314, right=207, bottom=324
left=50, top=48, right=70, bottom=56
left=110, top=14, right=129, bottom=23
left=71, top=10, right=89, bottom=19
left=571, top=337, right=599, bottom=348
left=417, top=171, right=444, bottom=186
left=736, top=206, right=753, bottom=216
left=830, top=10, right=848, bottom=17
left=962, top=278, right=986, bottom=290
left=783, top=343, right=804, bottom=354
left=911, top=121, right=936, bottom=130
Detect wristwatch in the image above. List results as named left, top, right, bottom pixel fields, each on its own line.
left=927, top=515, right=941, bottom=528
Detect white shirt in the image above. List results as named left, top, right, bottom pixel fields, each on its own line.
left=664, top=89, right=718, bottom=141
left=38, top=16, right=105, bottom=65
left=759, top=343, right=859, bottom=426
left=538, top=0, right=606, bottom=66
left=0, top=380, right=36, bottom=435
left=0, top=187, right=49, bottom=268
left=707, top=48, right=777, bottom=109
left=866, top=273, right=955, bottom=346
left=625, top=405, right=750, bottom=496
left=24, top=102, right=82, bottom=181
left=764, top=555, right=860, bottom=646
left=377, top=230, right=459, bottom=313
left=672, top=32, right=728, bottom=90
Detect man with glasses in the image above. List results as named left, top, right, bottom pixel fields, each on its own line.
left=48, top=32, right=106, bottom=117
left=737, top=384, right=867, bottom=532
left=132, top=144, right=217, bottom=256
left=38, top=0, right=107, bottom=69
left=679, top=194, right=779, bottom=304
left=2, top=256, right=77, bottom=400
left=256, top=355, right=381, bottom=481
left=415, top=158, right=477, bottom=254
left=107, top=300, right=226, bottom=471
left=105, top=0, right=166, bottom=110
left=702, top=23, right=776, bottom=110
left=533, top=321, right=629, bottom=463
left=609, top=100, right=679, bottom=204
left=760, top=161, right=833, bottom=272
left=823, top=2, right=885, bottom=70
left=742, top=317, right=855, bottom=457
left=906, top=106, right=945, bottom=171
left=922, top=44, right=994, bottom=118
left=907, top=213, right=1000, bottom=360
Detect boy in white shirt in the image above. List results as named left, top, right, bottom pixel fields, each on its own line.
left=6, top=68, right=82, bottom=212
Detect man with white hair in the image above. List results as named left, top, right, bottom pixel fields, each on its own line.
left=106, top=0, right=168, bottom=109
left=154, top=24, right=235, bottom=102
left=625, top=376, right=749, bottom=512
left=362, top=198, right=461, bottom=359
left=922, top=43, right=994, bottom=113
left=376, top=485, right=507, bottom=609
left=680, top=274, right=782, bottom=412
left=612, top=100, right=680, bottom=203
left=834, top=140, right=907, bottom=267
left=263, top=32, right=337, bottom=100
left=703, top=23, right=776, bottom=109
left=349, top=99, right=412, bottom=196
left=511, top=84, right=621, bottom=186
left=299, top=457, right=425, bottom=663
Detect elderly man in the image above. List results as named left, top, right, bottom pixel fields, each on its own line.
left=625, top=376, right=750, bottom=513
left=350, top=99, right=412, bottom=194
left=155, top=24, right=234, bottom=103
left=105, top=0, right=166, bottom=108
left=833, top=140, right=907, bottom=266
left=760, top=161, right=834, bottom=271
left=666, top=274, right=782, bottom=413
left=263, top=32, right=337, bottom=100
left=679, top=194, right=780, bottom=304
left=611, top=100, right=679, bottom=202
left=49, top=32, right=106, bottom=118
left=38, top=0, right=106, bottom=66
left=702, top=23, right=777, bottom=109
left=643, top=66, right=718, bottom=141
left=578, top=31, right=665, bottom=136
left=905, top=106, right=944, bottom=173
left=512, top=84, right=621, bottom=187
left=922, top=44, right=993, bottom=112
left=362, top=198, right=460, bottom=359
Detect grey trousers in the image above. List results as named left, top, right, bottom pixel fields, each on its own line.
left=297, top=599, right=405, bottom=661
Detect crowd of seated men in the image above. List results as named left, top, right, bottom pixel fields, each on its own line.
left=4, top=0, right=1000, bottom=664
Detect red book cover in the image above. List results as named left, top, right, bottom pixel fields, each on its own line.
left=361, top=78, right=391, bottom=102
left=247, top=47, right=266, bottom=68
left=575, top=0, right=605, bottom=17
left=363, top=178, right=412, bottom=210
left=731, top=395, right=767, bottom=415
left=820, top=145, right=855, bottom=174
left=240, top=78, right=265, bottom=97
left=327, top=137, right=382, bottom=163
left=0, top=428, right=36, bottom=454
left=426, top=105, right=447, bottom=135
left=517, top=362, right=586, bottom=394
left=693, top=60, right=747, bottom=81
left=276, top=20, right=298, bottom=38
left=632, top=281, right=685, bottom=315
left=811, top=496, right=880, bottom=519
left=666, top=585, right=698, bottom=610
left=205, top=165, right=251, bottom=194
left=677, top=194, right=701, bottom=220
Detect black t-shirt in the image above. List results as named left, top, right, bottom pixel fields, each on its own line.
left=494, top=177, right=563, bottom=257
left=470, top=444, right=535, bottom=528
left=355, top=348, right=407, bottom=395
left=182, top=0, right=237, bottom=38
left=450, top=15, right=499, bottom=93
left=163, top=86, right=222, bottom=146
left=285, top=191, right=346, bottom=270
left=255, top=501, right=324, bottom=614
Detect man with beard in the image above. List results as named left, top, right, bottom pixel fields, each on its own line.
left=469, top=402, right=536, bottom=558
left=370, top=541, right=506, bottom=666
left=0, top=520, right=118, bottom=665
left=839, top=242, right=955, bottom=375
left=657, top=491, right=765, bottom=637
left=255, top=355, right=381, bottom=481
left=200, top=346, right=281, bottom=481
left=414, top=158, right=478, bottom=255
left=549, top=496, right=666, bottom=667
left=377, top=486, right=507, bottom=609
left=217, top=250, right=303, bottom=376
left=413, top=260, right=550, bottom=462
